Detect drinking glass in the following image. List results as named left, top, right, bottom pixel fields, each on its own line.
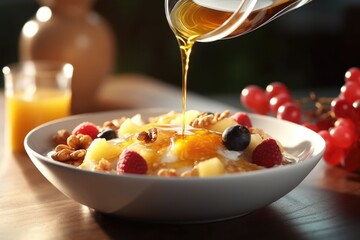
left=165, top=0, right=312, bottom=43
left=3, top=61, right=73, bottom=152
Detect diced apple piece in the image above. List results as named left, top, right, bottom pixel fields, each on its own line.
left=208, top=118, right=237, bottom=133
left=117, top=114, right=144, bottom=136
left=244, top=134, right=263, bottom=154
left=84, top=138, right=122, bottom=162
left=197, top=157, right=225, bottom=177
left=131, top=114, right=144, bottom=126
left=118, top=118, right=141, bottom=136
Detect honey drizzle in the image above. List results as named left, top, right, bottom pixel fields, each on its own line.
left=177, top=35, right=196, bottom=135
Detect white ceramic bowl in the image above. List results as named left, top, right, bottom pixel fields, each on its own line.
left=25, top=108, right=325, bottom=223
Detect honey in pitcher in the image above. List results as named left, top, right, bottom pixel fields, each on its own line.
left=170, top=0, right=298, bottom=41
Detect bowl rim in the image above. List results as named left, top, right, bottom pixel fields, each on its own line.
left=24, top=108, right=326, bottom=182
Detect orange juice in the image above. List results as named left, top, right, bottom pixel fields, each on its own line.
left=6, top=88, right=71, bottom=152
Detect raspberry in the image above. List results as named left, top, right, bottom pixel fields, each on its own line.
left=231, top=112, right=252, bottom=127
left=252, top=138, right=282, bottom=168
left=117, top=150, right=148, bottom=174
left=72, top=122, right=99, bottom=139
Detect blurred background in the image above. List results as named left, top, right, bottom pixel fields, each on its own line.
left=0, top=0, right=359, bottom=95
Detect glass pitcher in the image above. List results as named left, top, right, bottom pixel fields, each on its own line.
left=166, top=0, right=312, bottom=43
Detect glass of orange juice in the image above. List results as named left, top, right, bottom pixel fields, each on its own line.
left=3, top=61, right=73, bottom=152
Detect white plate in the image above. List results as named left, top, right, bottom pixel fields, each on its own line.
left=25, top=108, right=325, bottom=223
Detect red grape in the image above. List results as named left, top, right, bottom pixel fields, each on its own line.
left=334, top=118, right=356, bottom=132
left=329, top=125, right=355, bottom=149
left=265, top=82, right=290, bottom=99
left=269, top=93, right=292, bottom=114
left=241, top=85, right=270, bottom=115
left=318, top=130, right=333, bottom=152
left=331, top=97, right=354, bottom=118
left=318, top=129, right=331, bottom=141
left=340, top=81, right=360, bottom=104
left=345, top=67, right=360, bottom=85
left=276, top=102, right=302, bottom=123
left=323, top=147, right=345, bottom=166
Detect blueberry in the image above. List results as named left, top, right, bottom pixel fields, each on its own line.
left=222, top=125, right=250, bottom=151
left=97, top=129, right=117, bottom=140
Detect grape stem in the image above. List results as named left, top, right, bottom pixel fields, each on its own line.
left=296, top=92, right=335, bottom=123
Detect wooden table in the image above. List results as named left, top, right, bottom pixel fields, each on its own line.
left=1, top=75, right=360, bottom=240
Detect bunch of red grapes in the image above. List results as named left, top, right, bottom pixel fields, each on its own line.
left=240, top=67, right=360, bottom=172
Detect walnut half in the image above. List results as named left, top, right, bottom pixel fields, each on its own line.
left=51, top=134, right=92, bottom=165
left=189, top=110, right=230, bottom=128
left=136, top=127, right=158, bottom=143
